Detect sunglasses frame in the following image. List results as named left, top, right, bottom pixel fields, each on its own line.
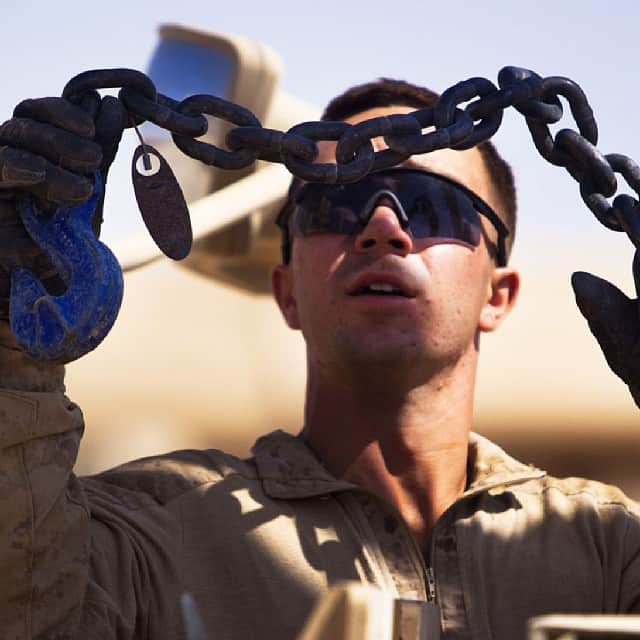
left=277, top=168, right=509, bottom=267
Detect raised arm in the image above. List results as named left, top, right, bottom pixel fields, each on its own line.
left=0, top=95, right=138, bottom=638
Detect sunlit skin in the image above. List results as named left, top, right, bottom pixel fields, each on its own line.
left=272, top=105, right=520, bottom=552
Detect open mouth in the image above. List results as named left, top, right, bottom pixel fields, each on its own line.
left=349, top=282, right=413, bottom=297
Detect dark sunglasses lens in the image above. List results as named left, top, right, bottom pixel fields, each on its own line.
left=293, top=184, right=360, bottom=236
left=400, top=177, right=482, bottom=246
left=294, top=180, right=391, bottom=236
left=292, top=172, right=483, bottom=248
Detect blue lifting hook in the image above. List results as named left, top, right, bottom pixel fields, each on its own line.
left=9, top=172, right=123, bottom=363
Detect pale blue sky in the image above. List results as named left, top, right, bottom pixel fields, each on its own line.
left=3, top=0, right=640, bottom=274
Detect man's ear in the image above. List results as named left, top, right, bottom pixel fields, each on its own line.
left=272, top=263, right=301, bottom=330
left=478, top=267, right=520, bottom=332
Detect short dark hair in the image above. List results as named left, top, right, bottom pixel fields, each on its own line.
left=278, top=77, right=517, bottom=262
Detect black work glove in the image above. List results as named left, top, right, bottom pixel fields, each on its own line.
left=572, top=250, right=640, bottom=408
left=0, top=93, right=126, bottom=320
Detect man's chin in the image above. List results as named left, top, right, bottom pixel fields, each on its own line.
left=334, top=334, right=430, bottom=372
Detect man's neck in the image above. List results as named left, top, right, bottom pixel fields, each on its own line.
left=301, top=352, right=475, bottom=550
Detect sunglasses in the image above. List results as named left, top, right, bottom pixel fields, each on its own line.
left=277, top=168, right=509, bottom=267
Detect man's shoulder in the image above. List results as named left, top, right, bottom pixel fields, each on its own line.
left=516, top=473, right=640, bottom=562
left=470, top=432, right=640, bottom=522
left=532, top=473, right=640, bottom=520
left=80, top=445, right=259, bottom=509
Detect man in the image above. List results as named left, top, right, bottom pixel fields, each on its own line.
left=0, top=79, right=638, bottom=640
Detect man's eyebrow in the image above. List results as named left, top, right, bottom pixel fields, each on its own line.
left=394, top=159, right=470, bottom=192
left=397, top=158, right=452, bottom=180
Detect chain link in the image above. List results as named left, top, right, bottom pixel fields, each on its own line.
left=61, top=66, right=640, bottom=251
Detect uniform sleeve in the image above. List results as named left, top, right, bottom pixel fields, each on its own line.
left=620, top=507, right=640, bottom=613
left=0, top=385, right=92, bottom=637
left=0, top=326, right=183, bottom=639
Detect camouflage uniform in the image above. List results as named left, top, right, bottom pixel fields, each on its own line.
left=1, top=323, right=639, bottom=639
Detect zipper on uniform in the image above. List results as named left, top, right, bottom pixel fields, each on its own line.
left=426, top=566, right=437, bottom=603
left=342, top=489, right=439, bottom=605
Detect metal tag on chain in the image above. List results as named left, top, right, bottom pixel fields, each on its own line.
left=131, top=143, right=193, bottom=260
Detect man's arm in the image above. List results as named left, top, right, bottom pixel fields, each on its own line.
left=0, top=96, right=183, bottom=638
left=0, top=95, right=111, bottom=634
left=0, top=325, right=186, bottom=638
left=0, top=321, right=91, bottom=636
left=620, top=505, right=640, bottom=613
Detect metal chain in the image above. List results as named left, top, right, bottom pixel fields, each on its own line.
left=61, top=65, right=640, bottom=251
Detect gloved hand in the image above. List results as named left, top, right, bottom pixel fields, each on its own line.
left=572, top=251, right=640, bottom=408
left=0, top=93, right=126, bottom=321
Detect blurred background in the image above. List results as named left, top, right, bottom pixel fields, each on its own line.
left=2, top=0, right=639, bottom=498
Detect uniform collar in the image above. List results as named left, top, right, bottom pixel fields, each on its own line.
left=464, top=431, right=546, bottom=497
left=252, top=430, right=357, bottom=499
left=252, top=429, right=545, bottom=500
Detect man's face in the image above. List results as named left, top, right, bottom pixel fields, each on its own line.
left=272, top=105, right=518, bottom=379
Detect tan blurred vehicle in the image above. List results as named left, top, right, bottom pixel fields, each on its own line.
left=67, top=25, right=640, bottom=506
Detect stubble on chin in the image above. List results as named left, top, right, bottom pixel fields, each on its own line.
left=329, top=324, right=427, bottom=380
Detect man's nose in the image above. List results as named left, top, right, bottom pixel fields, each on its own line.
left=354, top=203, right=413, bottom=256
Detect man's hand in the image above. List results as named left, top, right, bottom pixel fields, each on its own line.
left=571, top=251, right=640, bottom=408
left=0, top=94, right=126, bottom=321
